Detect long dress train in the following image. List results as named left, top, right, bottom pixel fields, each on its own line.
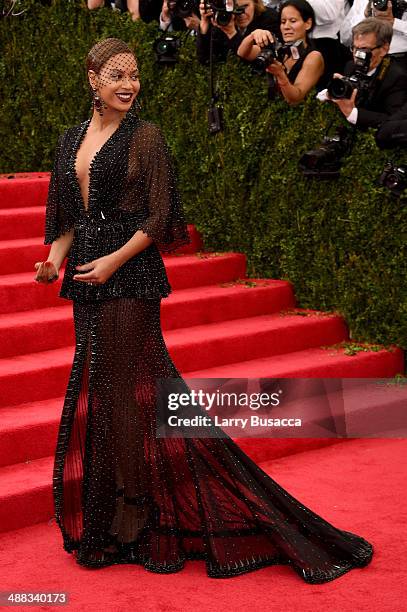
left=52, top=296, right=373, bottom=583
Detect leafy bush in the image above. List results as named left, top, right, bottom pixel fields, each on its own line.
left=1, top=0, right=406, bottom=348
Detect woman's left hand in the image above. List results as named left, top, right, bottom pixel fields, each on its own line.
left=212, top=15, right=237, bottom=39
left=252, top=29, right=274, bottom=48
left=73, top=254, right=120, bottom=285
left=266, top=60, right=286, bottom=77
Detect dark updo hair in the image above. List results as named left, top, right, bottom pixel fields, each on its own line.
left=86, top=37, right=137, bottom=74
left=279, top=0, right=316, bottom=33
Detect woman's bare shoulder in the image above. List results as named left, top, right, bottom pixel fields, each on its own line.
left=303, top=49, right=324, bottom=69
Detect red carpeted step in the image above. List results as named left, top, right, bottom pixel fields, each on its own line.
left=168, top=312, right=348, bottom=373
left=0, top=456, right=54, bottom=532
left=0, top=253, right=247, bottom=315
left=0, top=281, right=295, bottom=358
left=3, top=376, right=406, bottom=467
left=185, top=345, right=404, bottom=378
left=0, top=177, right=50, bottom=209
left=0, top=237, right=49, bottom=275
left=0, top=398, right=60, bottom=466
left=0, top=396, right=344, bottom=468
left=0, top=347, right=73, bottom=408
left=0, top=225, right=203, bottom=275
left=0, top=207, right=45, bottom=240
left=0, top=313, right=348, bottom=408
left=0, top=172, right=50, bottom=180
left=0, top=271, right=66, bottom=314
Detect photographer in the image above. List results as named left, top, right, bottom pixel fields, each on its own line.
left=319, top=18, right=407, bottom=129
left=196, top=0, right=279, bottom=65
left=340, top=0, right=407, bottom=70
left=376, top=101, right=407, bottom=146
left=238, top=0, right=324, bottom=104
left=160, top=0, right=200, bottom=31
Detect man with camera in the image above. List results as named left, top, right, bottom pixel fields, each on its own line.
left=159, top=0, right=201, bottom=31
left=319, top=18, right=407, bottom=129
left=196, top=0, right=279, bottom=64
left=340, top=0, right=407, bottom=70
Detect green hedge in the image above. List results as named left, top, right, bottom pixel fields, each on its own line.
left=1, top=0, right=406, bottom=350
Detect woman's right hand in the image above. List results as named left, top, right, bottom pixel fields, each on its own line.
left=199, top=1, right=213, bottom=34
left=161, top=0, right=171, bottom=22
left=34, top=260, right=59, bottom=284
left=251, top=29, right=274, bottom=48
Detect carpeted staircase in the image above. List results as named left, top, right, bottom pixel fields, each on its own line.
left=0, top=175, right=404, bottom=536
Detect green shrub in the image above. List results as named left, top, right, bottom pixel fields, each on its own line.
left=1, top=0, right=406, bottom=349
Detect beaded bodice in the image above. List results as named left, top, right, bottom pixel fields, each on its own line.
left=44, top=113, right=190, bottom=302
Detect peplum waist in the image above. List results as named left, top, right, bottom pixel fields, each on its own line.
left=59, top=208, right=172, bottom=303
left=74, top=208, right=149, bottom=235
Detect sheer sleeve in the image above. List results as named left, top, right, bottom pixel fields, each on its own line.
left=137, top=123, right=191, bottom=253
left=44, top=133, right=76, bottom=245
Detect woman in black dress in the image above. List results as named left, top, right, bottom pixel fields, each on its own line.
left=238, top=0, right=324, bottom=103
left=34, top=37, right=373, bottom=582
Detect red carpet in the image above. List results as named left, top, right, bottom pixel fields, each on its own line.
left=0, top=175, right=405, bottom=610
left=0, top=438, right=405, bottom=612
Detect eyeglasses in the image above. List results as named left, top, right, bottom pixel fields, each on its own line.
left=351, top=45, right=381, bottom=53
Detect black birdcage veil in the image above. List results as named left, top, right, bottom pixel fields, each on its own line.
left=86, top=38, right=141, bottom=116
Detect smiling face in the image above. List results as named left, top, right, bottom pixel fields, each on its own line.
left=280, top=5, right=312, bottom=43
left=89, top=52, right=140, bottom=113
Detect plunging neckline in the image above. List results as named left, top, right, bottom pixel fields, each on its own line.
left=73, top=115, right=127, bottom=213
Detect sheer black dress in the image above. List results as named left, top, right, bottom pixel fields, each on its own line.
left=44, top=110, right=373, bottom=582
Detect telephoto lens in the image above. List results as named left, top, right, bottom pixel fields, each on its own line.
left=327, top=77, right=355, bottom=100
left=251, top=44, right=278, bottom=76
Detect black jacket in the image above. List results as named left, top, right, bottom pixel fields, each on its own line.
left=44, top=113, right=190, bottom=302
left=196, top=7, right=279, bottom=65
left=344, top=58, right=407, bottom=129
left=376, top=101, right=407, bottom=148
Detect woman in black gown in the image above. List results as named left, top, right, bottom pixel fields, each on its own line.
left=34, top=37, right=373, bottom=582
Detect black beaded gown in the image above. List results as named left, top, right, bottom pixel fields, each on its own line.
left=45, top=109, right=373, bottom=582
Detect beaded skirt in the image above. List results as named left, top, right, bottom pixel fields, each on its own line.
left=52, top=296, right=373, bottom=583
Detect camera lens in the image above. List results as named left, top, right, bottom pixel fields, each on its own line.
left=327, top=78, right=354, bottom=100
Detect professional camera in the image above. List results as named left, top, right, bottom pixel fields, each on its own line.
left=327, top=49, right=372, bottom=102
left=379, top=162, right=407, bottom=197
left=252, top=41, right=281, bottom=75
left=251, top=40, right=307, bottom=76
left=168, top=0, right=198, bottom=18
left=373, top=0, right=407, bottom=19
left=298, top=126, right=355, bottom=178
left=153, top=35, right=182, bottom=65
left=204, top=0, right=245, bottom=27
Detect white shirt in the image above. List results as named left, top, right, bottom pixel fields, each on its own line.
left=265, top=0, right=348, bottom=39
left=340, top=0, right=407, bottom=53
left=263, top=0, right=282, bottom=8
left=308, top=0, right=348, bottom=40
